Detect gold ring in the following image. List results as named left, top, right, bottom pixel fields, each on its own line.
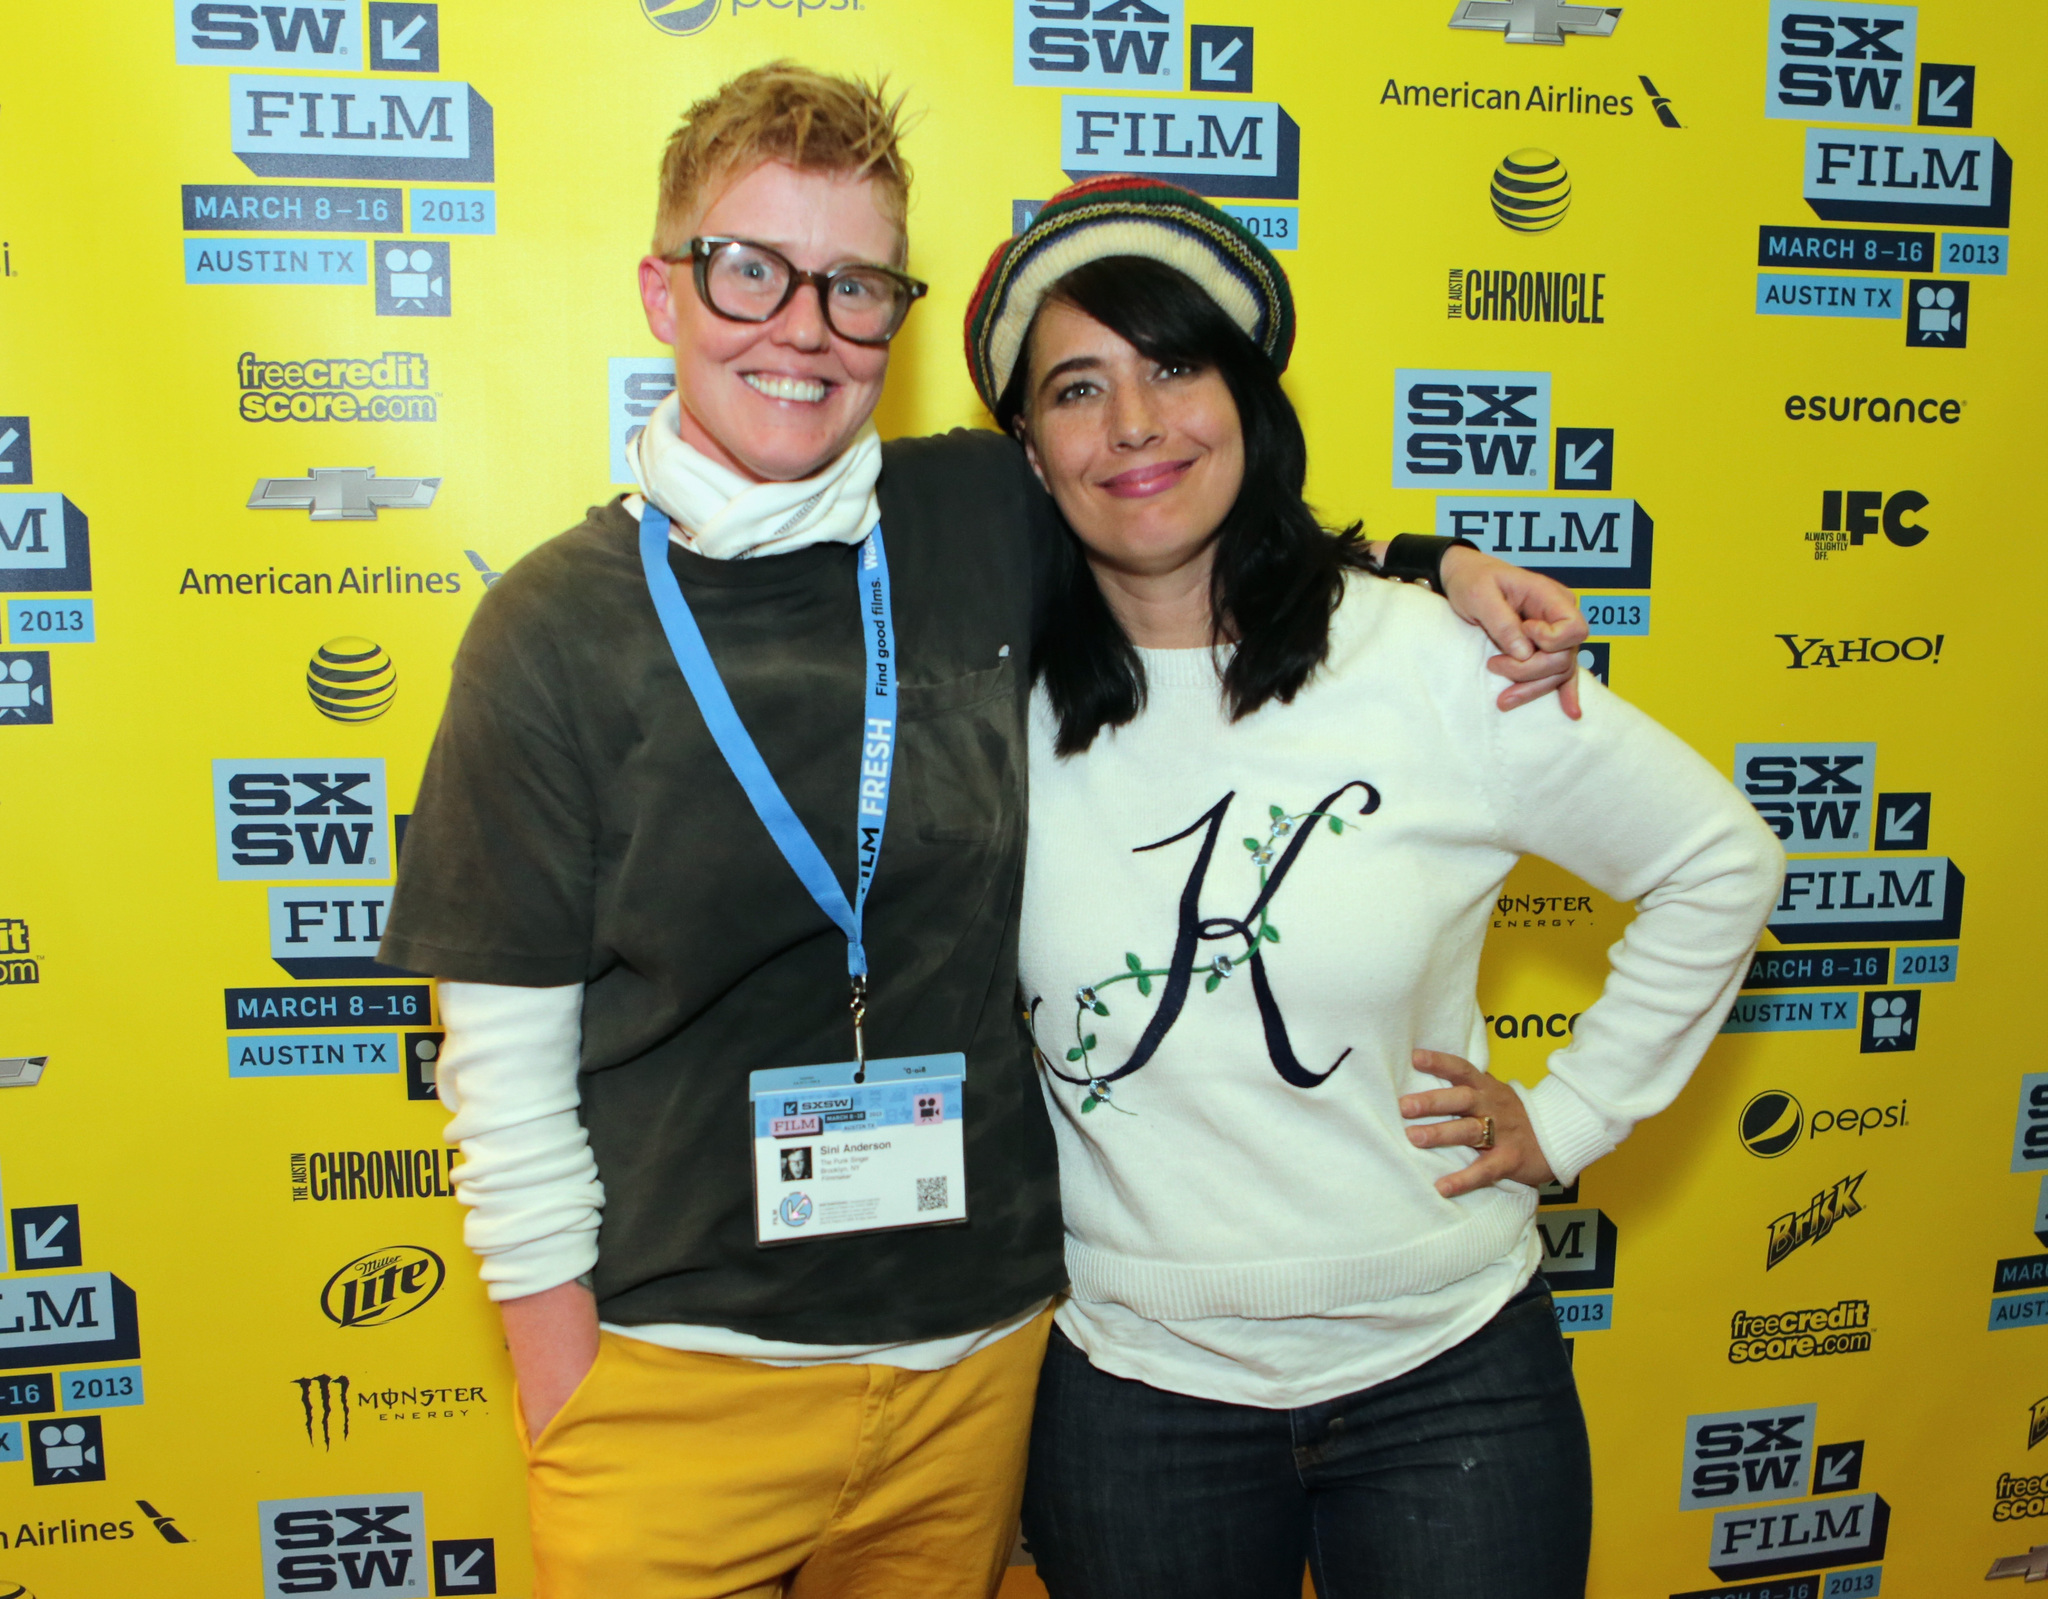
left=1475, top=1115, right=1496, bottom=1150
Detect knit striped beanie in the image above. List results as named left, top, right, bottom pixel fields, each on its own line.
left=963, top=174, right=1295, bottom=415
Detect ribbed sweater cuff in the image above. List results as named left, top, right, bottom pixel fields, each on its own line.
left=1516, top=1076, right=1616, bottom=1188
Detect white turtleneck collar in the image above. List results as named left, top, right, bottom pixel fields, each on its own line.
left=627, top=388, right=883, bottom=561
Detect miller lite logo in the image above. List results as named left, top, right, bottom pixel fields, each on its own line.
left=320, top=1245, right=445, bottom=1328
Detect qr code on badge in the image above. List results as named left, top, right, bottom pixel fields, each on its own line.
left=917, top=1176, right=948, bottom=1212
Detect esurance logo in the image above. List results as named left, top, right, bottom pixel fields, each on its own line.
left=232, top=75, right=494, bottom=183
left=320, top=1246, right=445, bottom=1328
left=1393, top=370, right=1550, bottom=491
left=1017, top=0, right=1182, bottom=90
left=259, top=1492, right=426, bottom=1598
left=178, top=2, right=361, bottom=67
left=213, top=761, right=391, bottom=881
left=1766, top=1, right=1915, bottom=125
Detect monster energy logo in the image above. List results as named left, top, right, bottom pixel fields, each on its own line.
left=294, top=1373, right=351, bottom=1447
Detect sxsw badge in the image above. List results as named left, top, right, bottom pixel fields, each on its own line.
left=1393, top=370, right=1551, bottom=491
left=212, top=761, right=391, bottom=882
left=377, top=242, right=449, bottom=317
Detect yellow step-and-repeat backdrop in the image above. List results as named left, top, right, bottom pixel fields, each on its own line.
left=0, top=1, right=2040, bottom=1595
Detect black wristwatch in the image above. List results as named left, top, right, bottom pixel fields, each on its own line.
left=1379, top=533, right=1481, bottom=596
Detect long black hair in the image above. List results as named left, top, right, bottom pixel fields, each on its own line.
left=997, top=255, right=1377, bottom=756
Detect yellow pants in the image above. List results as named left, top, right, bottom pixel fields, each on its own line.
left=521, top=1313, right=1053, bottom=1599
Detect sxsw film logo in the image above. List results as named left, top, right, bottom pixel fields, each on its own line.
left=433, top=1538, right=496, bottom=1595
left=232, top=75, right=495, bottom=184
left=367, top=4, right=439, bottom=72
left=1736, top=742, right=1874, bottom=849
left=1680, top=1403, right=1815, bottom=1509
left=1906, top=278, right=1967, bottom=347
left=0, top=1271, right=143, bottom=1371
left=178, top=2, right=361, bottom=67
left=320, top=1245, right=445, bottom=1328
left=1016, top=0, right=1183, bottom=92
left=259, top=1493, right=427, bottom=1598
left=0, top=654, right=52, bottom=726
left=1393, top=370, right=1550, bottom=491
left=1, top=493, right=94, bottom=593
left=1766, top=1, right=1917, bottom=125
left=1860, top=990, right=1918, bottom=1052
left=11, top=1205, right=82, bottom=1271
left=1061, top=97, right=1300, bottom=200
left=29, top=1416, right=105, bottom=1486
left=2011, top=1074, right=2048, bottom=1175
left=1805, top=489, right=1928, bottom=558
left=270, top=888, right=407, bottom=977
left=1536, top=1206, right=1616, bottom=1292
left=1766, top=1172, right=1865, bottom=1268
left=213, top=761, right=392, bottom=882
left=377, top=241, right=449, bottom=317
left=1448, top=0, right=1620, bottom=46
left=0, top=417, right=31, bottom=482
left=1437, top=497, right=1651, bottom=588
left=1803, top=129, right=2012, bottom=229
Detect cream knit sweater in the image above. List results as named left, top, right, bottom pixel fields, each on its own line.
left=1018, top=575, right=1783, bottom=1405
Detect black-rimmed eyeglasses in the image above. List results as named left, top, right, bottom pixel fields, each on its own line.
left=667, top=236, right=928, bottom=346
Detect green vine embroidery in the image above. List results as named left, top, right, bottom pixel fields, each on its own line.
left=1049, top=801, right=1354, bottom=1115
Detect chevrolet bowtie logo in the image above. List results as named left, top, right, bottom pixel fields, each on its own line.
left=249, top=467, right=441, bottom=521
left=1449, top=0, right=1620, bottom=44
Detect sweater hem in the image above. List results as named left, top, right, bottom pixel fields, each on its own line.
left=1066, top=1198, right=1533, bottom=1320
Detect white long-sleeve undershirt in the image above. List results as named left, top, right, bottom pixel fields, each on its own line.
left=434, top=979, right=1043, bottom=1369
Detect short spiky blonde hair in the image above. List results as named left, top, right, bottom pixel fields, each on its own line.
left=652, top=61, right=913, bottom=257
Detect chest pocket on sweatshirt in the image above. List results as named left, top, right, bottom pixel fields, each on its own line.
left=899, top=662, right=1019, bottom=845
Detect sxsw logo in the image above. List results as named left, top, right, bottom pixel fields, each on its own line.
left=0, top=417, right=31, bottom=482
left=1766, top=1, right=1917, bottom=125
left=0, top=1271, right=143, bottom=1371
left=1393, top=370, right=1550, bottom=491
left=1737, top=742, right=1874, bottom=849
left=259, top=1492, right=427, bottom=1598
left=2010, top=1074, right=2048, bottom=1175
left=1016, top=0, right=1182, bottom=91
left=1435, top=496, right=1651, bottom=587
left=1536, top=1206, right=1616, bottom=1292
left=213, top=760, right=392, bottom=882
left=608, top=358, right=674, bottom=484
left=232, top=74, right=494, bottom=184
left=178, top=2, right=362, bottom=68
left=1681, top=1403, right=1816, bottom=1509
left=1061, top=97, right=1299, bottom=200
left=0, top=493, right=93, bottom=594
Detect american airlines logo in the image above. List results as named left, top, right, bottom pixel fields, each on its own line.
left=249, top=467, right=439, bottom=520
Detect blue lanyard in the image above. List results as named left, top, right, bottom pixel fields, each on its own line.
left=637, top=503, right=898, bottom=1071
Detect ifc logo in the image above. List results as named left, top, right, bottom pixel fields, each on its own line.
left=307, top=637, right=397, bottom=722
left=1491, top=149, right=1571, bottom=232
left=643, top=0, right=718, bottom=34
left=1741, top=1091, right=1804, bottom=1158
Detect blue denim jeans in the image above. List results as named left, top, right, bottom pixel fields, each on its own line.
left=1021, top=1277, right=1592, bottom=1599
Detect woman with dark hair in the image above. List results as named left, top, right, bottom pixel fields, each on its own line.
left=964, top=178, right=1784, bottom=1599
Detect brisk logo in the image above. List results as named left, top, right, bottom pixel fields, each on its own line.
left=1393, top=370, right=1551, bottom=491
left=213, top=761, right=391, bottom=882
left=1680, top=1403, right=1815, bottom=1509
left=2030, top=1396, right=2048, bottom=1449
left=178, top=3, right=361, bottom=69
left=1015, top=0, right=1183, bottom=92
left=1766, top=1172, right=1865, bottom=1268
left=1766, top=1, right=1917, bottom=126
left=1735, top=742, right=1874, bottom=849
left=1805, top=489, right=1927, bottom=558
left=259, top=1493, right=427, bottom=1598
